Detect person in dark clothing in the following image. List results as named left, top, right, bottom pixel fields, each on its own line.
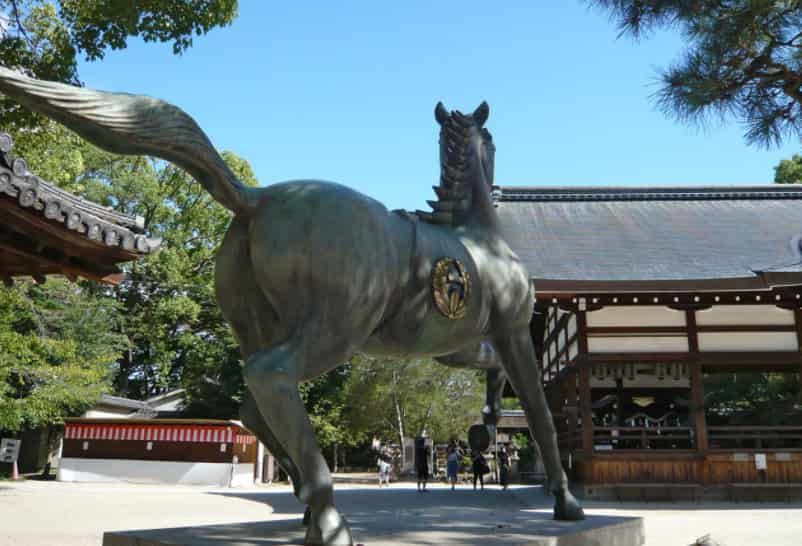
left=498, top=445, right=510, bottom=490
left=415, top=438, right=429, bottom=492
left=472, top=450, right=487, bottom=491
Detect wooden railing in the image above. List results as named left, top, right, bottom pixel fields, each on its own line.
left=592, top=426, right=694, bottom=450
left=708, top=426, right=802, bottom=450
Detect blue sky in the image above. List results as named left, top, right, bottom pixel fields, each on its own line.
left=79, top=1, right=801, bottom=212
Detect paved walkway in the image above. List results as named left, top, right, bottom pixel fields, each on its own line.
left=1, top=479, right=801, bottom=546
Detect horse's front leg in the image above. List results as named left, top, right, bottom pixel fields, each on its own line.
left=493, top=329, right=585, bottom=521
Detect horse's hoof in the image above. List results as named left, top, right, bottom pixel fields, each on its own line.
left=304, top=505, right=353, bottom=545
left=553, top=489, right=585, bottom=521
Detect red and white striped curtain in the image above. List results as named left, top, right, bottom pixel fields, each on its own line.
left=235, top=434, right=256, bottom=446
left=64, top=424, right=243, bottom=443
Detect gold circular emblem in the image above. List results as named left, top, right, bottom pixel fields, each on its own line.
left=432, top=257, right=471, bottom=320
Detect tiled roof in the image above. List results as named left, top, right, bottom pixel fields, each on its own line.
left=495, top=185, right=802, bottom=283
left=0, top=132, right=157, bottom=254
left=0, top=132, right=159, bottom=283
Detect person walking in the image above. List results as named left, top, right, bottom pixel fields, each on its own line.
left=472, top=450, right=487, bottom=491
left=377, top=456, right=391, bottom=487
left=498, top=445, right=510, bottom=490
left=415, top=438, right=430, bottom=492
left=446, top=445, right=460, bottom=490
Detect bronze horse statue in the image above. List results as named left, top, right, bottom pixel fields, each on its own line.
left=0, top=66, right=584, bottom=545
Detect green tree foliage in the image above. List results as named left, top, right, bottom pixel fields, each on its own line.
left=0, top=279, right=125, bottom=432
left=0, top=0, right=238, bottom=127
left=590, top=1, right=802, bottom=146
left=343, top=354, right=484, bottom=462
left=10, top=127, right=258, bottom=417
left=704, top=372, right=801, bottom=425
left=1, top=1, right=243, bottom=426
left=774, top=153, right=802, bottom=183
left=299, top=364, right=360, bottom=464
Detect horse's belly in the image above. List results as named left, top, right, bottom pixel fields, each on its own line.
left=364, top=307, right=484, bottom=357
left=364, top=229, right=491, bottom=357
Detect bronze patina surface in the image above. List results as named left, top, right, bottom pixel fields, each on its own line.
left=0, top=66, right=584, bottom=546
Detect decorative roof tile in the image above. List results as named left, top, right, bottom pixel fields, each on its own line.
left=0, top=132, right=157, bottom=255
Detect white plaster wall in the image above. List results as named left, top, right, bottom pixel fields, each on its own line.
left=587, top=336, right=689, bottom=353
left=57, top=458, right=254, bottom=487
left=586, top=306, right=686, bottom=327
left=695, top=305, right=794, bottom=326
left=568, top=340, right=578, bottom=361
left=83, top=409, right=134, bottom=419
left=698, top=331, right=798, bottom=351
left=590, top=376, right=690, bottom=388
left=567, top=315, right=577, bottom=339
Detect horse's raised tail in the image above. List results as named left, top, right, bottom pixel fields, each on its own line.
left=0, top=66, right=255, bottom=214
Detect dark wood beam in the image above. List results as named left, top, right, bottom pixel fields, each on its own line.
left=794, top=308, right=802, bottom=402
left=0, top=240, right=118, bottom=284
left=576, top=311, right=593, bottom=459
left=686, top=309, right=708, bottom=453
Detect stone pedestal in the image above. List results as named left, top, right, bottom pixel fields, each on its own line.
left=103, top=486, right=643, bottom=546
left=105, top=516, right=642, bottom=546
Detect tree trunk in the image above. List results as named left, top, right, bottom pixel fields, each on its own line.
left=392, top=372, right=406, bottom=469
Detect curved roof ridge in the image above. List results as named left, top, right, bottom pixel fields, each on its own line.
left=496, top=184, right=802, bottom=202
left=0, top=132, right=158, bottom=254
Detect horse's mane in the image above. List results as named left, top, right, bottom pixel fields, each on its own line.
left=417, top=105, right=494, bottom=226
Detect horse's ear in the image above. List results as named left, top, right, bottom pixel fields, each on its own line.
left=473, top=101, right=489, bottom=126
left=435, top=102, right=449, bottom=125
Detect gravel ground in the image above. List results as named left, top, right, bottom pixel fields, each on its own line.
left=1, top=478, right=801, bottom=546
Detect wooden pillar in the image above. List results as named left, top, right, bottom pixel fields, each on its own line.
left=564, top=372, right=579, bottom=451
left=579, top=364, right=593, bottom=455
left=576, top=310, right=593, bottom=457
left=686, top=309, right=708, bottom=452
left=795, top=309, right=802, bottom=405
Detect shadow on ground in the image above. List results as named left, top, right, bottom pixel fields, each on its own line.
left=104, top=487, right=643, bottom=546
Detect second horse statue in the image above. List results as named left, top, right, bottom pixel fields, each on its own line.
left=0, top=66, right=584, bottom=545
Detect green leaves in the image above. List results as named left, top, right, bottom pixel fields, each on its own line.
left=590, top=1, right=802, bottom=147
left=0, top=0, right=242, bottom=427
left=704, top=372, right=801, bottom=426
left=342, top=354, right=484, bottom=445
left=59, top=0, right=238, bottom=59
left=774, top=154, right=802, bottom=184
left=6, top=121, right=254, bottom=418
left=0, top=280, right=125, bottom=432
left=0, top=0, right=238, bottom=129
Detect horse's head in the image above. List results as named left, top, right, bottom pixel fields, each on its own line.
left=427, top=101, right=497, bottom=228
left=435, top=101, right=495, bottom=191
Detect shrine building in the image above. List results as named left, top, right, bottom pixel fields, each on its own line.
left=496, top=185, right=802, bottom=500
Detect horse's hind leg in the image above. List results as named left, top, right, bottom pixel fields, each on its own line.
left=493, top=329, right=585, bottom=521
left=243, top=335, right=353, bottom=546
left=240, top=391, right=302, bottom=490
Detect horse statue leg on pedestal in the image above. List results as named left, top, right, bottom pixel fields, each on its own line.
left=0, top=66, right=584, bottom=546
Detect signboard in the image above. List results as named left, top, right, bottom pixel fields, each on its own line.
left=755, top=453, right=768, bottom=470
left=0, top=438, right=21, bottom=463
